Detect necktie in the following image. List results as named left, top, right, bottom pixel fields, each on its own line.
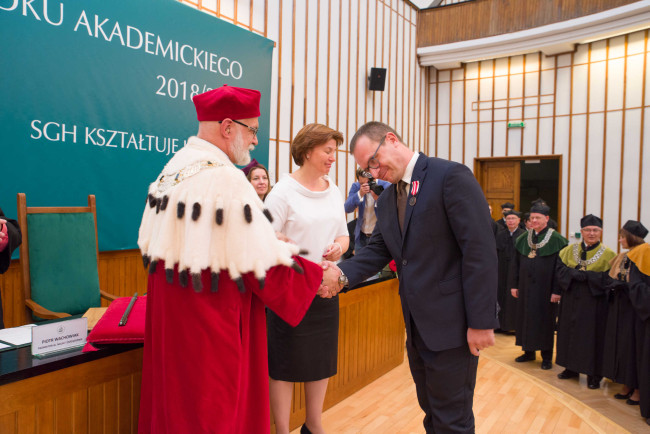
left=397, top=180, right=408, bottom=232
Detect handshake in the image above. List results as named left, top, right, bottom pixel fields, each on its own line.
left=317, top=260, right=345, bottom=298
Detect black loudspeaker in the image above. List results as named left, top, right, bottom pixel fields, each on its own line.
left=368, top=67, right=387, bottom=91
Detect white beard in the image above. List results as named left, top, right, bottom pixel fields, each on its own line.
left=231, top=130, right=253, bottom=166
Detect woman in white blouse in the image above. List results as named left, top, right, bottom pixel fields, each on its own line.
left=265, top=123, right=349, bottom=434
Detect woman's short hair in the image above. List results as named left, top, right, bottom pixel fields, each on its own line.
left=291, top=123, right=344, bottom=166
left=620, top=228, right=645, bottom=248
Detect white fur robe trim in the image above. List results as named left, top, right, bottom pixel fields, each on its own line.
left=138, top=136, right=299, bottom=281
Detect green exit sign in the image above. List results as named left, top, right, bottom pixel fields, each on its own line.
left=508, top=122, right=525, bottom=128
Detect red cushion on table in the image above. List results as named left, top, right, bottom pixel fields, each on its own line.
left=84, top=296, right=146, bottom=349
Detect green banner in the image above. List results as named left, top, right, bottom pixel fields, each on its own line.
left=1, top=0, right=273, bottom=253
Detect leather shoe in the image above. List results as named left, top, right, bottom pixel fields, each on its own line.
left=587, top=376, right=601, bottom=389
left=515, top=353, right=536, bottom=363
left=614, top=391, right=633, bottom=400
left=300, top=424, right=313, bottom=434
left=626, top=398, right=640, bottom=405
left=541, top=360, right=552, bottom=370
left=557, top=369, right=578, bottom=379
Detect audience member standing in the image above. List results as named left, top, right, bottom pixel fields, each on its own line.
left=603, top=221, right=647, bottom=404
left=495, top=202, right=515, bottom=231
left=0, top=207, right=21, bottom=329
left=627, top=226, right=650, bottom=426
left=510, top=203, right=567, bottom=369
left=555, top=214, right=615, bottom=389
left=265, top=123, right=349, bottom=434
left=344, top=168, right=390, bottom=250
left=246, top=163, right=271, bottom=201
left=496, top=210, right=524, bottom=333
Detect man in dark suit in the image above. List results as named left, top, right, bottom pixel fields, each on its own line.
left=321, top=122, right=499, bottom=433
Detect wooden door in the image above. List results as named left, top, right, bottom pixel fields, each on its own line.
left=479, top=161, right=520, bottom=220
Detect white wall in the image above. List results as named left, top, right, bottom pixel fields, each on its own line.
left=180, top=0, right=428, bottom=202
left=428, top=29, right=650, bottom=250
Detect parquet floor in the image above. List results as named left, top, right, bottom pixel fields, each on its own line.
left=292, top=333, right=650, bottom=433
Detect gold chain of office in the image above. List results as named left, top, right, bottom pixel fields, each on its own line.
left=155, top=160, right=226, bottom=194
left=526, top=228, right=555, bottom=258
left=572, top=243, right=606, bottom=271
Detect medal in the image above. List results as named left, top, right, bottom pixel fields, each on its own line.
left=528, top=250, right=537, bottom=258
left=409, top=197, right=416, bottom=206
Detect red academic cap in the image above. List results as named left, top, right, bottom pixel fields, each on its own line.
left=193, top=84, right=261, bottom=122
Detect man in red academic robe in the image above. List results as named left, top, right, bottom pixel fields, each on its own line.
left=137, top=85, right=323, bottom=433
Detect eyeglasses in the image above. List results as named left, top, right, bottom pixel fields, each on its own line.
left=220, top=119, right=259, bottom=137
left=364, top=135, right=387, bottom=172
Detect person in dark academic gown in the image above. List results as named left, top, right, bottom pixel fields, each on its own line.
left=495, top=202, right=515, bottom=232
left=137, top=85, right=323, bottom=434
left=603, top=220, right=648, bottom=404
left=628, top=235, right=650, bottom=426
left=510, top=203, right=568, bottom=369
left=496, top=210, right=524, bottom=332
left=555, top=214, right=615, bottom=389
left=0, top=207, right=22, bottom=329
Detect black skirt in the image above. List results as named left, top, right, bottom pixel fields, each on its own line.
left=267, top=294, right=339, bottom=382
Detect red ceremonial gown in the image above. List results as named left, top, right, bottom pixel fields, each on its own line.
left=138, top=258, right=321, bottom=433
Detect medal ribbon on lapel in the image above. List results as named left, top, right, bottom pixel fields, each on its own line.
left=410, top=181, right=419, bottom=197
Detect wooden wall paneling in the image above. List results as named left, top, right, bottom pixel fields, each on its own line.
left=639, top=30, right=648, bottom=221
left=448, top=67, right=454, bottom=160
left=582, top=43, right=593, bottom=216
left=344, top=0, right=353, bottom=189
left=535, top=53, right=542, bottom=155
left=0, top=349, right=142, bottom=434
left=381, top=2, right=389, bottom=126
left=460, top=67, right=467, bottom=163
left=492, top=60, right=507, bottom=158
left=490, top=60, right=496, bottom=157
left=314, top=0, right=321, bottom=124
left=273, top=0, right=283, bottom=182
left=54, top=392, right=74, bottom=433
left=519, top=55, right=527, bottom=155
left=552, top=56, right=559, bottom=154
left=334, top=0, right=343, bottom=187
left=288, top=0, right=296, bottom=175
left=434, top=68, right=438, bottom=156
left=404, top=7, right=410, bottom=152
left=417, top=0, right=639, bottom=48
left=302, top=0, right=310, bottom=127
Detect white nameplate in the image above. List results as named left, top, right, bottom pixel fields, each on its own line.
left=31, top=318, right=88, bottom=357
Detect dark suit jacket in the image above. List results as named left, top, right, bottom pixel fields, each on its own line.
left=339, top=154, right=499, bottom=352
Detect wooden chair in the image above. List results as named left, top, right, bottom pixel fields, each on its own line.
left=17, top=193, right=118, bottom=320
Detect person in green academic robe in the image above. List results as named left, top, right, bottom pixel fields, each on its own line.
left=509, top=203, right=568, bottom=370
left=555, top=214, right=616, bottom=389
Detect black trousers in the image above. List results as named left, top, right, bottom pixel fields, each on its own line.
left=407, top=319, right=478, bottom=433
